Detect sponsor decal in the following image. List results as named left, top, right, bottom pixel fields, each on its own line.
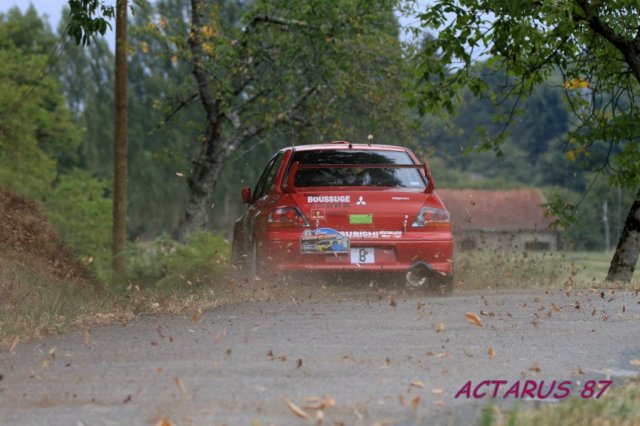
left=300, top=228, right=349, bottom=254
left=349, top=214, right=373, bottom=224
left=310, top=209, right=325, bottom=220
left=307, top=195, right=351, bottom=204
left=342, top=230, right=402, bottom=239
left=356, top=196, right=366, bottom=206
left=392, top=196, right=410, bottom=201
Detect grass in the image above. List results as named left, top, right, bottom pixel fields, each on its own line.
left=454, top=250, right=638, bottom=291
left=0, top=232, right=239, bottom=347
left=2, top=245, right=638, bottom=348
left=479, top=379, right=640, bottom=426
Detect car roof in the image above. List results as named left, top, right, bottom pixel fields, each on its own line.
left=282, top=141, right=410, bottom=153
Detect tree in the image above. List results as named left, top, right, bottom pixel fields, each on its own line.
left=0, top=7, right=112, bottom=263
left=162, top=0, right=414, bottom=240
left=414, top=0, right=640, bottom=283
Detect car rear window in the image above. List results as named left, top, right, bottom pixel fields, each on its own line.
left=285, top=150, right=427, bottom=189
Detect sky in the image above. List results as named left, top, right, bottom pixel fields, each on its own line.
left=1, top=0, right=116, bottom=39
left=1, top=0, right=424, bottom=45
left=2, top=0, right=79, bottom=30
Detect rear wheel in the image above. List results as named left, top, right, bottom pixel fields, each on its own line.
left=406, top=269, right=429, bottom=287
left=405, top=264, right=430, bottom=288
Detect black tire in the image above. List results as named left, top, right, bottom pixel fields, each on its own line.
left=405, top=264, right=430, bottom=288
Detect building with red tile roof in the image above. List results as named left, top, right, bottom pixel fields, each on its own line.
left=437, top=188, right=559, bottom=251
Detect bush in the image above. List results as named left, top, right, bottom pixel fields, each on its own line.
left=125, top=232, right=230, bottom=288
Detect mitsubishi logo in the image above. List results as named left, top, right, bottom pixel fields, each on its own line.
left=356, top=196, right=366, bottom=206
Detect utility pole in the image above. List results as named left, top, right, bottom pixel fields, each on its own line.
left=112, top=0, right=128, bottom=277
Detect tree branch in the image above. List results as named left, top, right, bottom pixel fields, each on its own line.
left=247, top=14, right=310, bottom=30
left=574, top=0, right=640, bottom=84
left=146, top=92, right=200, bottom=135
left=189, top=0, right=219, bottom=121
left=227, top=85, right=317, bottom=153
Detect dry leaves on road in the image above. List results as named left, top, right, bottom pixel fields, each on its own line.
left=435, top=322, right=445, bottom=333
left=285, top=398, right=309, bottom=418
left=529, top=362, right=542, bottom=373
left=464, top=312, right=484, bottom=327
left=630, top=359, right=640, bottom=367
left=488, top=347, right=496, bottom=358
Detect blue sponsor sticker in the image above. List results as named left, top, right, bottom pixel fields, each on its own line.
left=300, top=228, right=350, bottom=254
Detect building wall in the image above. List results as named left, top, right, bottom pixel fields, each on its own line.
left=454, top=230, right=558, bottom=252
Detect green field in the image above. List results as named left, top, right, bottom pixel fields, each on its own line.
left=454, top=250, right=636, bottom=291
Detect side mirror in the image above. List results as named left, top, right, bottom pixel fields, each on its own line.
left=241, top=187, right=251, bottom=203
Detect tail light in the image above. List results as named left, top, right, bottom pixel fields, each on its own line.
left=268, top=207, right=310, bottom=227
left=411, top=207, right=450, bottom=227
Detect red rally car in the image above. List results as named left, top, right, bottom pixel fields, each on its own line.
left=232, top=141, right=454, bottom=291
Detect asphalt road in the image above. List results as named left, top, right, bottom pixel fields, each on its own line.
left=1, top=287, right=640, bottom=425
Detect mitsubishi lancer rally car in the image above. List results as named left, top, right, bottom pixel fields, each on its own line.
left=231, top=141, right=454, bottom=291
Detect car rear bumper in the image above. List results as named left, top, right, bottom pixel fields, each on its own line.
left=260, top=236, right=454, bottom=276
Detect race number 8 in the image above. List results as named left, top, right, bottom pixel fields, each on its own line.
left=359, top=248, right=368, bottom=262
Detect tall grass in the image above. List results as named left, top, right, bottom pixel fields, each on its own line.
left=454, top=250, right=636, bottom=290
left=479, top=379, right=640, bottom=426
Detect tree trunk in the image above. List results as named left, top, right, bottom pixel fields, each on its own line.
left=112, top=0, right=128, bottom=278
left=606, top=187, right=640, bottom=283
left=174, top=122, right=227, bottom=241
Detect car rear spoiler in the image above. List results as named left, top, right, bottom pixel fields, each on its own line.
left=284, top=161, right=435, bottom=194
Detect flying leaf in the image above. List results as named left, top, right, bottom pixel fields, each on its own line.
left=304, top=396, right=335, bottom=410
left=191, top=308, right=202, bottom=322
left=155, top=418, right=176, bottom=426
left=83, top=329, right=91, bottom=348
left=285, top=398, right=309, bottom=418
left=9, top=336, right=19, bottom=352
left=411, top=396, right=420, bottom=411
left=174, top=376, right=190, bottom=400
left=410, top=380, right=425, bottom=389
left=529, top=362, right=541, bottom=372
left=464, top=312, right=484, bottom=327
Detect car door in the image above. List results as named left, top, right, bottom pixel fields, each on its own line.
left=244, top=152, right=285, bottom=248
